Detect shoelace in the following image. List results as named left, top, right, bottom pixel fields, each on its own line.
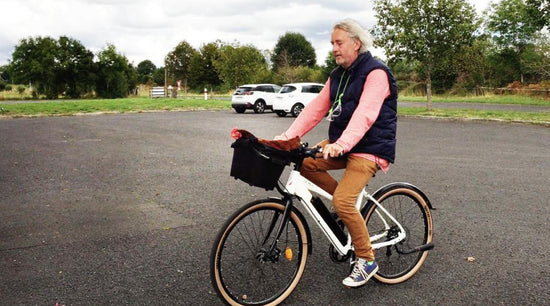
left=349, top=259, right=366, bottom=278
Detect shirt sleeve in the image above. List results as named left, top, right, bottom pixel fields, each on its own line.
left=335, top=69, right=391, bottom=152
left=282, top=79, right=332, bottom=139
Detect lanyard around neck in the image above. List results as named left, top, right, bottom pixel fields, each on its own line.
left=328, top=71, right=351, bottom=118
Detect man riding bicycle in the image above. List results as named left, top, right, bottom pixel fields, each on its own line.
left=275, top=18, right=398, bottom=288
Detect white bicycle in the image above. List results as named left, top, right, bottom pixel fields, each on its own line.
left=210, top=134, right=434, bottom=305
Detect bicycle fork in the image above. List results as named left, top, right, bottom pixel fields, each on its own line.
left=258, top=195, right=297, bottom=263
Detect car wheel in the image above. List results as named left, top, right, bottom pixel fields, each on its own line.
left=234, top=107, right=246, bottom=113
left=275, top=111, right=287, bottom=117
left=253, top=100, right=266, bottom=113
left=291, top=103, right=304, bottom=117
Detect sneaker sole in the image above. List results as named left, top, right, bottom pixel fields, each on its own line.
left=342, top=266, right=379, bottom=288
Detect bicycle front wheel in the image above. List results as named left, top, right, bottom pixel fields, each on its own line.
left=210, top=199, right=309, bottom=305
left=365, top=184, right=433, bottom=284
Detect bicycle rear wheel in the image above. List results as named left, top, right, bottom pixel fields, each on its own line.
left=365, top=184, right=433, bottom=284
left=210, top=199, right=309, bottom=305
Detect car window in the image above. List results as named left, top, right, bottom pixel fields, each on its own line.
left=280, top=86, right=297, bottom=94
left=302, top=85, right=323, bottom=93
left=255, top=85, right=276, bottom=93
left=234, top=87, right=253, bottom=95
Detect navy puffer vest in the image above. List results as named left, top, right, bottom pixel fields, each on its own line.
left=328, top=52, right=398, bottom=163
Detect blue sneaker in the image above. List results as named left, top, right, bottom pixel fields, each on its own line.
left=342, top=258, right=378, bottom=287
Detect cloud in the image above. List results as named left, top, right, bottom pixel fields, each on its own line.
left=0, top=0, right=491, bottom=68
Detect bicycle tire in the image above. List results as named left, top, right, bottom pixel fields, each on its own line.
left=364, top=184, right=433, bottom=284
left=210, top=199, right=310, bottom=305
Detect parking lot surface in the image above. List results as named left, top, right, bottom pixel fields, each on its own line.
left=1, top=111, right=549, bottom=305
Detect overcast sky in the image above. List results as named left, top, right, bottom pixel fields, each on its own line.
left=0, top=0, right=492, bottom=68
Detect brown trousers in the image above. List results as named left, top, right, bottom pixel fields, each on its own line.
left=300, top=146, right=377, bottom=260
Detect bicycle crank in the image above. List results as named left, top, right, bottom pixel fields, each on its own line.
left=329, top=244, right=352, bottom=263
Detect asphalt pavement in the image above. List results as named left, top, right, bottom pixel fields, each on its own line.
left=1, top=110, right=549, bottom=305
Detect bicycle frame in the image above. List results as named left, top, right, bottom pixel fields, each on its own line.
left=282, top=169, right=407, bottom=257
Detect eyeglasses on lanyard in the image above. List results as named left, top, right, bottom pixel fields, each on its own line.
left=327, top=72, right=351, bottom=121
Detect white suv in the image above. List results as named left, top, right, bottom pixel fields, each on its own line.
left=231, top=84, right=281, bottom=114
left=273, top=83, right=324, bottom=117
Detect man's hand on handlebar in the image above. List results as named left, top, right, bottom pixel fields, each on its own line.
left=322, top=143, right=344, bottom=159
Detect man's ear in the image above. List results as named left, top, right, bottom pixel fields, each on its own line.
left=354, top=40, right=361, bottom=52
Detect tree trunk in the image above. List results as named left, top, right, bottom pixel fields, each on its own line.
left=164, top=68, right=168, bottom=98
left=426, top=70, right=433, bottom=110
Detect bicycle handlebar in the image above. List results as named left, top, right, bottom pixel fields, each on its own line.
left=296, top=143, right=323, bottom=159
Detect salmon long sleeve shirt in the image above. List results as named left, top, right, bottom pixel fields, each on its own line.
left=280, top=69, right=392, bottom=172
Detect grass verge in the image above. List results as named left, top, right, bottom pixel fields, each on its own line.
left=0, top=97, right=232, bottom=117
left=398, top=107, right=550, bottom=126
left=1, top=96, right=549, bottom=126
left=399, top=94, right=550, bottom=106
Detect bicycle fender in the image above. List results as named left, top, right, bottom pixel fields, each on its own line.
left=267, top=197, right=313, bottom=255
left=361, top=182, right=434, bottom=217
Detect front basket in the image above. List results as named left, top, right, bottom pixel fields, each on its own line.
left=230, top=137, right=291, bottom=190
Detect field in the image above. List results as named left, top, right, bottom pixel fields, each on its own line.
left=1, top=94, right=549, bottom=126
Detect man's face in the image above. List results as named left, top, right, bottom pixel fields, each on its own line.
left=331, top=28, right=360, bottom=69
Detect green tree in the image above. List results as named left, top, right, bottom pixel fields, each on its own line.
left=126, top=62, right=139, bottom=96
left=10, top=36, right=59, bottom=98
left=165, top=41, right=197, bottom=90
left=374, top=0, right=478, bottom=109
left=450, top=36, right=491, bottom=93
left=526, top=0, right=550, bottom=28
left=0, top=65, right=10, bottom=83
left=321, top=52, right=337, bottom=81
left=137, top=60, right=156, bottom=84
left=10, top=36, right=96, bottom=98
left=522, top=31, right=550, bottom=82
left=485, top=0, right=545, bottom=83
left=189, top=41, right=222, bottom=90
left=388, top=58, right=424, bottom=95
left=56, top=36, right=95, bottom=98
left=277, top=66, right=324, bottom=84
left=213, top=43, right=269, bottom=89
left=272, top=32, right=316, bottom=71
left=152, top=67, right=165, bottom=86
left=95, top=44, right=134, bottom=98
left=486, top=47, right=521, bottom=86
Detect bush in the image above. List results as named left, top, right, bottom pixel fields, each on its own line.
left=397, top=80, right=426, bottom=96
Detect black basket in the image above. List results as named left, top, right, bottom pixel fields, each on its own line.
left=230, top=137, right=293, bottom=190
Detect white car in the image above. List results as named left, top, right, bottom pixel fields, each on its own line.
left=272, top=83, right=325, bottom=117
left=231, top=84, right=281, bottom=114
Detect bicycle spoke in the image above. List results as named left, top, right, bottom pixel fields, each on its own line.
left=212, top=201, right=307, bottom=305
left=366, top=187, right=432, bottom=283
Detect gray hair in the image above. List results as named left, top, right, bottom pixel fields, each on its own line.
left=333, top=19, right=373, bottom=54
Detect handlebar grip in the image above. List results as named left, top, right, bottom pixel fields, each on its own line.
left=301, top=146, right=322, bottom=158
